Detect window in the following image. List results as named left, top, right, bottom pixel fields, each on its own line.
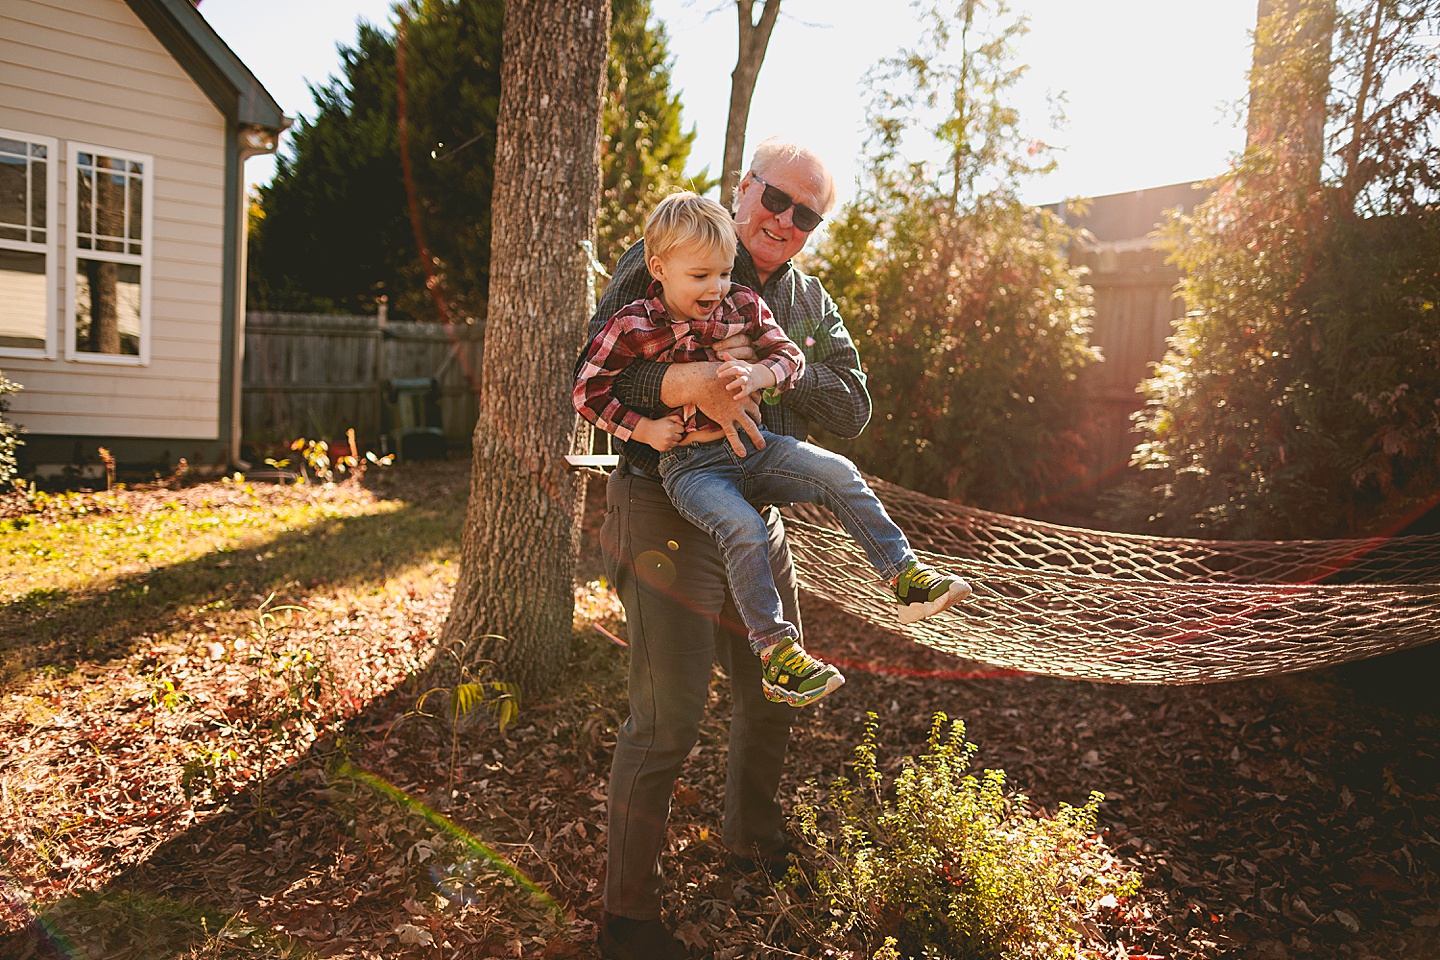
left=67, top=143, right=152, bottom=364
left=0, top=130, right=58, bottom=358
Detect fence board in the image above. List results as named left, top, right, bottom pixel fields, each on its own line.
left=242, top=312, right=484, bottom=453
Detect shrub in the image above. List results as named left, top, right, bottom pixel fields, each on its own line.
left=0, top=370, right=24, bottom=486
left=793, top=713, right=1136, bottom=959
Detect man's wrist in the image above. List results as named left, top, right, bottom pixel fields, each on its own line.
left=658, top=360, right=722, bottom=408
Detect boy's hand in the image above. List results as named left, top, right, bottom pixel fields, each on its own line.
left=632, top=414, right=686, bottom=452
left=717, top=357, right=755, bottom=399
left=718, top=353, right=777, bottom=399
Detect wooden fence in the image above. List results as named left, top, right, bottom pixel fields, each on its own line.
left=241, top=312, right=484, bottom=453
left=1059, top=181, right=1212, bottom=487
left=1075, top=242, right=1186, bottom=480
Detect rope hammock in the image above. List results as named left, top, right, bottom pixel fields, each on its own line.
left=783, top=477, right=1440, bottom=685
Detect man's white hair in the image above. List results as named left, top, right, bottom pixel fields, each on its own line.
left=747, top=137, right=837, bottom=214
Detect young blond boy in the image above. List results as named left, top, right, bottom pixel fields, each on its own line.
left=574, top=192, right=970, bottom=706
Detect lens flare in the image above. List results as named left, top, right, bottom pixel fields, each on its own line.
left=336, top=762, right=566, bottom=925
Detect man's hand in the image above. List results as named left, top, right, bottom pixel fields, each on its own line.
left=659, top=362, right=765, bottom=457
left=631, top=414, right=686, bottom=452
left=712, top=332, right=757, bottom=362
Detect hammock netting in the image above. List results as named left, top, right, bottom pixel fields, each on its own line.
left=782, top=477, right=1440, bottom=685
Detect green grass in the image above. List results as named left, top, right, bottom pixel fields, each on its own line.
left=0, top=474, right=468, bottom=691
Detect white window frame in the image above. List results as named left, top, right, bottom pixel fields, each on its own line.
left=65, top=141, right=154, bottom=366
left=0, top=129, right=59, bottom=360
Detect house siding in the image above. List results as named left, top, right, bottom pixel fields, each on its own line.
left=0, top=0, right=228, bottom=443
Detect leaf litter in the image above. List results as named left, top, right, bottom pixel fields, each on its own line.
left=1, top=466, right=1437, bottom=959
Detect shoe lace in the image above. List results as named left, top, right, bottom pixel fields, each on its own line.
left=906, top=564, right=945, bottom=591
left=773, top=645, right=818, bottom=676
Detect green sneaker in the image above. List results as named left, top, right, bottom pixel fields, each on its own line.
left=760, top=639, right=845, bottom=707
left=892, top=560, right=972, bottom=624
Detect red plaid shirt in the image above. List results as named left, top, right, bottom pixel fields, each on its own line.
left=574, top=282, right=805, bottom=440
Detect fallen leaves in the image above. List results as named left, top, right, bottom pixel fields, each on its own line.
left=3, top=468, right=1439, bottom=959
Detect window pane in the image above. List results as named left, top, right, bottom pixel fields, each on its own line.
left=78, top=152, right=92, bottom=166
left=31, top=144, right=46, bottom=159
left=74, top=258, right=140, bottom=355
left=0, top=226, right=22, bottom=242
left=0, top=248, right=48, bottom=351
left=31, top=159, right=45, bottom=230
left=0, top=155, right=25, bottom=229
left=77, top=169, right=94, bottom=237
left=128, top=175, right=143, bottom=241
left=98, top=168, right=126, bottom=239
left=0, top=139, right=25, bottom=158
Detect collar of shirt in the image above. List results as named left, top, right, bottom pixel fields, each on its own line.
left=734, top=244, right=791, bottom=294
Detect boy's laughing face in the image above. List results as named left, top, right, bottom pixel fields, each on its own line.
left=649, top=243, right=734, bottom=324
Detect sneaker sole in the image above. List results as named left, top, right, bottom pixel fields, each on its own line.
left=762, top=671, right=846, bottom=707
left=897, top=581, right=971, bottom=625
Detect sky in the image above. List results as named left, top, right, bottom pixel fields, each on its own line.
left=201, top=0, right=1259, bottom=209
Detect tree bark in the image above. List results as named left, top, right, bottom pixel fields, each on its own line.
left=1247, top=0, right=1335, bottom=165
left=441, top=0, right=610, bottom=694
left=720, top=0, right=781, bottom=207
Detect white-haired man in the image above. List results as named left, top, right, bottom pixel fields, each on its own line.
left=583, top=139, right=870, bottom=959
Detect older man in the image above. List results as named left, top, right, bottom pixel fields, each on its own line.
left=585, top=138, right=870, bottom=960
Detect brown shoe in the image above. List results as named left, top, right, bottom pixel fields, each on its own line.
left=726, top=835, right=811, bottom=875
left=600, top=914, right=690, bottom=960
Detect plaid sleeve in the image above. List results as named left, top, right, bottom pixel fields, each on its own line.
left=736, top=288, right=805, bottom=390
left=573, top=309, right=648, bottom=441
left=780, top=283, right=871, bottom=439
left=581, top=240, right=668, bottom=411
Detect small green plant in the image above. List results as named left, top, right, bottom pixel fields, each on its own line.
left=793, top=713, right=1137, bottom=960
left=152, top=595, right=334, bottom=818
left=0, top=370, right=25, bottom=487
left=287, top=428, right=392, bottom=484
left=402, top=635, right=520, bottom=791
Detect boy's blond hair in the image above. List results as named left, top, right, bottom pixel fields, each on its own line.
left=644, top=191, right=736, bottom=262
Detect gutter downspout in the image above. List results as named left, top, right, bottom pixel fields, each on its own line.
left=231, top=121, right=290, bottom=470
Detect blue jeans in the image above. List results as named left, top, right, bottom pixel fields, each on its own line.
left=659, top=428, right=913, bottom=654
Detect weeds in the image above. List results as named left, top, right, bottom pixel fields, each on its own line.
left=399, top=635, right=521, bottom=792
left=153, top=596, right=336, bottom=820
left=792, top=712, right=1138, bottom=959
left=271, top=430, right=393, bottom=485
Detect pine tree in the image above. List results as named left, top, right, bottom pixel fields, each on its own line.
left=248, top=0, right=701, bottom=321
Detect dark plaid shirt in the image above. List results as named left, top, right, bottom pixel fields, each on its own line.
left=581, top=242, right=872, bottom=477
left=574, top=282, right=805, bottom=440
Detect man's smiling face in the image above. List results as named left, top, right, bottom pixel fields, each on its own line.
left=733, top=156, right=829, bottom=279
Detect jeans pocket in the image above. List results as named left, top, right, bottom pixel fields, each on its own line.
left=658, top=447, right=689, bottom=479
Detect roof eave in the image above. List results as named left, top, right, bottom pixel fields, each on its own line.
left=123, top=0, right=288, bottom=132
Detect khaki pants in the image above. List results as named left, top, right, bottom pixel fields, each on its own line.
left=601, top=467, right=799, bottom=919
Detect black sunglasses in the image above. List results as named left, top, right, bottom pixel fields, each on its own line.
left=750, top=173, right=824, bottom=232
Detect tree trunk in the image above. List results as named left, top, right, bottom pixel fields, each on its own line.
left=1247, top=0, right=1335, bottom=165
left=720, top=0, right=781, bottom=207
left=441, top=0, right=610, bottom=695
left=1338, top=0, right=1384, bottom=209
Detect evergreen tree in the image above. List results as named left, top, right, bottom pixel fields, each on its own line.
left=598, top=0, right=713, bottom=270
left=814, top=0, right=1097, bottom=514
left=248, top=0, right=701, bottom=321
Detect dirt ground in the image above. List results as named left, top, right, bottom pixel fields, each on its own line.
left=2, top=467, right=1438, bottom=959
